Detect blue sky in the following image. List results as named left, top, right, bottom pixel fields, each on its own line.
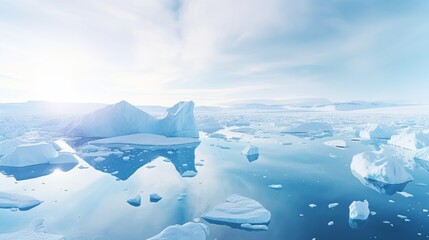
left=0, top=0, right=428, bottom=106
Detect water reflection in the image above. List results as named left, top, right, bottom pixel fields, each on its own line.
left=0, top=163, right=77, bottom=181
left=349, top=219, right=367, bottom=230
left=80, top=143, right=200, bottom=180
left=351, top=171, right=411, bottom=195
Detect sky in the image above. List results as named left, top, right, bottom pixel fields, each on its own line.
left=0, top=0, right=428, bottom=106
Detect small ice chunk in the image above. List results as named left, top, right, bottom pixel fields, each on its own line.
left=123, top=156, right=130, bottom=161
left=328, top=221, right=334, bottom=226
left=397, top=214, right=407, bottom=219
left=241, top=145, right=259, bottom=156
left=397, top=191, right=413, bottom=198
left=423, top=209, right=428, bottom=213
left=359, top=123, right=393, bottom=140
left=127, top=195, right=141, bottom=207
left=328, top=203, right=339, bottom=209
left=349, top=200, right=370, bottom=220
left=0, top=218, right=63, bottom=240
left=181, top=170, right=197, bottom=178
left=201, top=194, right=271, bottom=224
left=240, top=223, right=268, bottom=231
left=309, top=204, right=317, bottom=208
left=150, top=193, right=162, bottom=202
left=0, top=192, right=43, bottom=211
left=370, top=211, right=377, bottom=216
left=268, top=184, right=283, bottom=190
left=324, top=140, right=347, bottom=148
left=147, top=222, right=209, bottom=240
left=94, top=156, right=106, bottom=162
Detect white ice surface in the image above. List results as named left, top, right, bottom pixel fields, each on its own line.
left=127, top=195, right=141, bottom=207
left=147, top=222, right=209, bottom=240
left=388, top=130, right=429, bottom=150
left=351, top=151, right=413, bottom=184
left=359, top=124, right=393, bottom=140
left=0, top=139, right=21, bottom=156
left=89, top=133, right=200, bottom=147
left=349, top=200, right=370, bottom=220
left=0, top=219, right=63, bottom=240
left=241, top=145, right=259, bottom=156
left=324, top=140, right=347, bottom=148
left=201, top=194, right=271, bottom=224
left=0, top=192, right=42, bottom=210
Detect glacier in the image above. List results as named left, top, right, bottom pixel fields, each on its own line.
left=60, top=100, right=198, bottom=138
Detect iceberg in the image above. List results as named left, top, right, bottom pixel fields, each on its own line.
left=359, top=124, right=393, bottom=140
left=0, top=219, right=63, bottom=240
left=0, top=139, right=21, bottom=156
left=242, top=145, right=259, bottom=156
left=388, top=130, right=429, bottom=150
left=351, top=151, right=413, bottom=185
left=0, top=141, right=80, bottom=167
left=0, top=192, right=43, bottom=210
left=283, top=122, right=333, bottom=138
left=414, top=147, right=429, bottom=171
left=349, top=200, right=370, bottom=220
left=127, top=195, right=141, bottom=207
left=324, top=140, right=347, bottom=148
left=60, top=100, right=199, bottom=138
left=201, top=194, right=271, bottom=225
left=88, top=133, right=200, bottom=148
left=147, top=222, right=209, bottom=240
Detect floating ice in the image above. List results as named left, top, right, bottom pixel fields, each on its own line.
left=201, top=194, right=271, bottom=225
left=0, top=192, right=43, bottom=211
left=89, top=133, right=200, bottom=148
left=0, top=141, right=79, bottom=167
left=181, top=170, right=198, bottom=178
left=359, top=123, right=393, bottom=140
left=351, top=151, right=413, bottom=185
left=0, top=219, right=63, bottom=240
left=328, top=221, right=334, bottom=226
left=242, top=145, right=259, bottom=156
left=397, top=191, right=413, bottom=198
left=240, top=223, right=268, bottom=231
left=328, top=203, right=339, bottom=208
left=61, top=100, right=199, bottom=138
left=324, top=140, right=347, bottom=148
left=349, top=200, right=370, bottom=220
left=284, top=122, right=333, bottom=138
left=268, top=184, right=283, bottom=190
left=309, top=204, right=317, bottom=208
left=127, top=195, right=141, bottom=207
left=150, top=193, right=162, bottom=202
left=388, top=130, right=429, bottom=150
left=147, top=222, right=209, bottom=240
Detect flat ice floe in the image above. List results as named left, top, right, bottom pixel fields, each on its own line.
left=349, top=200, right=370, bottom=220
left=283, top=122, right=333, bottom=138
left=0, top=219, right=63, bottom=240
left=388, top=130, right=429, bottom=150
left=324, top=140, right=347, bottom=148
left=147, top=222, right=209, bottom=240
left=359, top=123, right=394, bottom=140
left=89, top=133, right=200, bottom=148
left=351, top=151, right=413, bottom=185
left=201, top=194, right=271, bottom=226
left=0, top=192, right=42, bottom=210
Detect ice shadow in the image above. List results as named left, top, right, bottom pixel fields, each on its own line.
left=351, top=170, right=411, bottom=195
left=349, top=218, right=367, bottom=230
left=0, top=163, right=78, bottom=181
left=80, top=142, right=200, bottom=180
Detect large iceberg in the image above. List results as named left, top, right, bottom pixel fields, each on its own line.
left=414, top=147, right=429, bottom=171
left=0, top=192, right=43, bottom=210
left=359, top=124, right=393, bottom=140
left=0, top=219, right=63, bottom=240
left=147, top=222, right=209, bottom=240
left=0, top=141, right=80, bottom=167
left=351, top=151, right=413, bottom=185
left=388, top=130, right=429, bottom=150
left=201, top=194, right=271, bottom=226
left=283, top=122, right=333, bottom=138
left=60, top=100, right=198, bottom=138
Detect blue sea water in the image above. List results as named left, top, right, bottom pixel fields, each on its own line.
left=0, top=124, right=428, bottom=239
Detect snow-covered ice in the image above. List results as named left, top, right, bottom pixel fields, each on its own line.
left=388, top=130, right=429, bottom=150
left=201, top=194, right=271, bottom=225
left=268, top=184, right=283, bottom=190
left=328, top=221, right=334, bottom=226
left=147, top=222, right=209, bottom=240
left=397, top=191, right=413, bottom=198
left=240, top=223, right=268, bottom=231
left=351, top=151, right=413, bottom=184
left=61, top=100, right=199, bottom=138
left=127, top=195, right=141, bottom=207
left=309, top=204, right=317, bottom=208
left=324, top=140, right=347, bottom=148
left=0, top=192, right=43, bottom=210
left=0, top=219, right=63, bottom=240
left=349, top=200, right=370, bottom=220
left=359, top=124, right=394, bottom=140
left=89, top=133, right=200, bottom=148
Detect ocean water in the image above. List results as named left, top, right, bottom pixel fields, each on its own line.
left=1, top=114, right=429, bottom=239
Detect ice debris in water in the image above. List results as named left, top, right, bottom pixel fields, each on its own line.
left=127, top=195, right=141, bottom=207
left=324, top=140, right=347, bottom=148
left=349, top=200, right=370, bottom=220
left=268, top=184, right=283, bottom=190
left=328, top=203, right=339, bottom=209
left=241, top=145, right=259, bottom=156
left=147, top=222, right=209, bottom=240
left=150, top=193, right=162, bottom=202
